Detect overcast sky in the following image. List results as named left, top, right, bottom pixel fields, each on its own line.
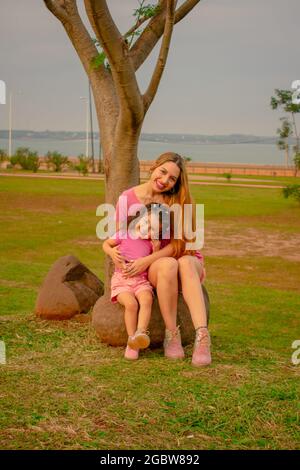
left=0, top=0, right=299, bottom=135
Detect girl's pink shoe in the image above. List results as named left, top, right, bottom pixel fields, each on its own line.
left=124, top=345, right=139, bottom=360
left=192, top=327, right=212, bottom=366
left=164, top=326, right=185, bottom=359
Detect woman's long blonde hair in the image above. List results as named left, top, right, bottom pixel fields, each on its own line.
left=150, top=152, right=196, bottom=259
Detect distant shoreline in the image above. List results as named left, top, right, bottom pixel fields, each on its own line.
left=1, top=129, right=297, bottom=146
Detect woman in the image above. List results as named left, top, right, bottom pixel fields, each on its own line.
left=113, top=152, right=211, bottom=366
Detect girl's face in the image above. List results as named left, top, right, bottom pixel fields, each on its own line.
left=136, top=213, right=161, bottom=240
left=150, top=161, right=181, bottom=193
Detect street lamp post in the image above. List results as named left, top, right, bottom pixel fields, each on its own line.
left=88, top=81, right=95, bottom=173
left=7, top=90, right=21, bottom=157
left=8, top=92, right=12, bottom=157
left=80, top=96, right=89, bottom=159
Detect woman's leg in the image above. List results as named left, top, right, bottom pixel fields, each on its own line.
left=178, top=256, right=207, bottom=329
left=178, top=256, right=211, bottom=366
left=148, top=257, right=184, bottom=359
left=148, top=257, right=178, bottom=331
left=117, top=292, right=139, bottom=336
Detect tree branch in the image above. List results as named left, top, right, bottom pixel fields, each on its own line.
left=175, top=0, right=201, bottom=23
left=143, top=0, right=176, bottom=112
left=84, top=0, right=144, bottom=125
left=44, top=0, right=69, bottom=24
left=44, top=0, right=117, bottom=125
left=124, top=15, right=149, bottom=41
left=130, top=0, right=201, bottom=71
left=44, top=1, right=102, bottom=75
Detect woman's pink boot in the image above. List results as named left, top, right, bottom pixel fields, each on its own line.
left=192, top=327, right=212, bottom=366
left=164, top=326, right=185, bottom=359
left=124, top=345, right=139, bottom=360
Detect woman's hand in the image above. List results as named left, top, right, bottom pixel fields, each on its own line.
left=110, top=246, right=126, bottom=270
left=122, top=257, right=150, bottom=277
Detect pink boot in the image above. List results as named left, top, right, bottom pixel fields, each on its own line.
left=192, top=327, right=212, bottom=366
left=164, top=326, right=185, bottom=359
left=124, top=345, right=139, bottom=360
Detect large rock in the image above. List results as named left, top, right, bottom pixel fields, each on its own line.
left=35, top=255, right=104, bottom=320
left=92, top=285, right=210, bottom=347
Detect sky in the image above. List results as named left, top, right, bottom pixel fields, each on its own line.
left=0, top=0, right=299, bottom=136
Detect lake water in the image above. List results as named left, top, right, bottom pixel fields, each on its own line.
left=0, top=138, right=287, bottom=166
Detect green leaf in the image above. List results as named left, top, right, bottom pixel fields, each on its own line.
left=90, top=52, right=106, bottom=70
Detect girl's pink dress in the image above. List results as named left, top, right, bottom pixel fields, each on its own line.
left=110, top=231, right=153, bottom=303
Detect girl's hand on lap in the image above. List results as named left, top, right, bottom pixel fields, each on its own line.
left=122, top=258, right=150, bottom=277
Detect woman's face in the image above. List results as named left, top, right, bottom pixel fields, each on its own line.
left=150, top=161, right=181, bottom=193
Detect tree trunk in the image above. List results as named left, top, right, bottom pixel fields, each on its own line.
left=285, top=145, right=289, bottom=167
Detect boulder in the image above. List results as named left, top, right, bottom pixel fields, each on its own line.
left=35, top=255, right=104, bottom=320
left=92, top=285, right=210, bottom=347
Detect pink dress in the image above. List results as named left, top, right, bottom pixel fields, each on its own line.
left=110, top=231, right=154, bottom=303
left=115, top=187, right=204, bottom=263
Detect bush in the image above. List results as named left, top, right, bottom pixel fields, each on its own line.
left=10, top=147, right=40, bottom=173
left=294, top=153, right=300, bottom=176
left=45, top=151, right=70, bottom=172
left=282, top=184, right=300, bottom=203
left=73, top=154, right=91, bottom=176
left=0, top=148, right=8, bottom=163
left=223, top=172, right=232, bottom=181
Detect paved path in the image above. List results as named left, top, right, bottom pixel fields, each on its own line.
left=0, top=172, right=284, bottom=189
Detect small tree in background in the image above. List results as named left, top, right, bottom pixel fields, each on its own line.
left=294, top=152, right=300, bottom=176
left=0, top=149, right=8, bottom=163
left=276, top=117, right=293, bottom=166
left=45, top=151, right=70, bottom=172
left=10, top=147, right=40, bottom=173
left=73, top=154, right=91, bottom=176
left=223, top=172, right=232, bottom=182
left=282, top=184, right=300, bottom=204
left=271, top=89, right=300, bottom=167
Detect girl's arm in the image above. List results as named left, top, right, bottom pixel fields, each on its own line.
left=102, top=238, right=117, bottom=257
left=123, top=242, right=174, bottom=277
left=102, top=238, right=126, bottom=269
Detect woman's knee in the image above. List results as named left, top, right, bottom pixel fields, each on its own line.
left=178, top=255, right=199, bottom=274
left=157, top=257, right=178, bottom=281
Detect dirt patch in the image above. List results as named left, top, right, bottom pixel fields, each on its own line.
left=204, top=221, right=300, bottom=262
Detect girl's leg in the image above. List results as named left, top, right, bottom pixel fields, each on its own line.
left=117, top=292, right=139, bottom=336
left=135, top=290, right=153, bottom=332
left=128, top=290, right=153, bottom=350
left=178, top=256, right=207, bottom=329
left=148, top=257, right=178, bottom=331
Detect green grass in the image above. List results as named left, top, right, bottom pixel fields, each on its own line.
left=0, top=175, right=299, bottom=450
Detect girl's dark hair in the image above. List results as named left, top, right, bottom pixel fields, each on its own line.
left=126, top=203, right=170, bottom=240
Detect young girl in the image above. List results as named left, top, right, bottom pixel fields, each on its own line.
left=102, top=203, right=170, bottom=360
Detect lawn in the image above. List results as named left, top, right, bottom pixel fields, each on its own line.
left=0, top=175, right=299, bottom=450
